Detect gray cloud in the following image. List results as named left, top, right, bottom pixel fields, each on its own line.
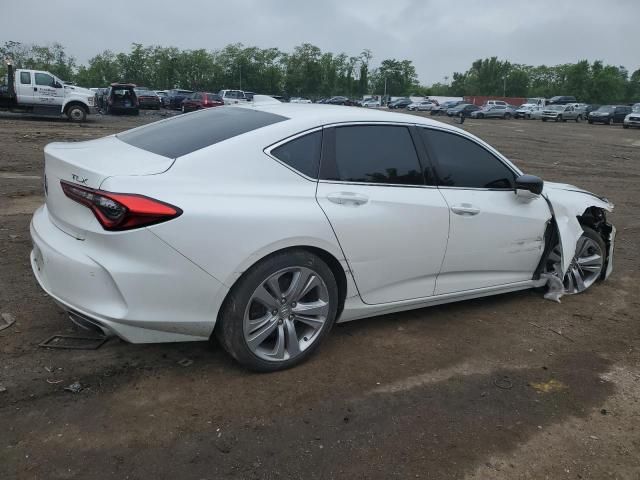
left=3, top=0, right=639, bottom=84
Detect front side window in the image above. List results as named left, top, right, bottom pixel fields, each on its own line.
left=20, top=72, right=31, bottom=84
left=271, top=130, right=322, bottom=179
left=420, top=129, right=515, bottom=189
left=34, top=73, right=54, bottom=86
left=323, top=125, right=424, bottom=186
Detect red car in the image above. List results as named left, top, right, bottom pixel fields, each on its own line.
left=181, top=92, right=224, bottom=113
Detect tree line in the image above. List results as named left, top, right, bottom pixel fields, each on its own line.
left=431, top=57, right=640, bottom=104
left=1, top=41, right=638, bottom=103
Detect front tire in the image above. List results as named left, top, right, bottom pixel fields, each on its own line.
left=66, top=105, right=87, bottom=122
left=545, top=226, right=606, bottom=294
left=216, top=250, right=339, bottom=372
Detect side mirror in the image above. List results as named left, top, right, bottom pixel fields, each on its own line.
left=515, top=174, right=543, bottom=200
left=53, top=82, right=62, bottom=88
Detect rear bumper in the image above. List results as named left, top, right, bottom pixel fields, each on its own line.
left=30, top=205, right=228, bottom=343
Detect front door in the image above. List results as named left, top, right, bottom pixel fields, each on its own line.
left=33, top=72, right=64, bottom=108
left=316, top=124, right=450, bottom=305
left=418, top=127, right=551, bottom=295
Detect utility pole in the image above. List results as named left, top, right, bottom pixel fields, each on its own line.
left=503, top=75, right=506, bottom=97
left=383, top=77, right=387, bottom=104
left=239, top=64, right=242, bottom=90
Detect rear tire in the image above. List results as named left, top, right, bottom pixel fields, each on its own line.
left=623, top=124, right=629, bottom=129
left=215, top=249, right=339, bottom=372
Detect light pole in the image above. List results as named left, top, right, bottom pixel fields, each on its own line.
left=383, top=76, right=387, bottom=103
left=503, top=75, right=506, bottom=97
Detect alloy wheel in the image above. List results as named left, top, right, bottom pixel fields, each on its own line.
left=546, top=236, right=604, bottom=294
left=243, top=266, right=330, bottom=362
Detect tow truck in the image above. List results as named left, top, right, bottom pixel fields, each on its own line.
left=0, top=59, right=96, bottom=122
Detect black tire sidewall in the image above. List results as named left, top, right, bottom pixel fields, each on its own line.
left=216, top=249, right=339, bottom=372
left=67, top=106, right=86, bottom=122
left=579, top=226, right=607, bottom=280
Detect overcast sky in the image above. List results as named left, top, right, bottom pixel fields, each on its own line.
left=3, top=0, right=639, bottom=84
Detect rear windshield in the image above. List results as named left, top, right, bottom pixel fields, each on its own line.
left=117, top=107, right=288, bottom=158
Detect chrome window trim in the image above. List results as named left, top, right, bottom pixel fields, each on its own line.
left=263, top=126, right=324, bottom=182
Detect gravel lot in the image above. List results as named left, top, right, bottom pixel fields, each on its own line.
left=1, top=109, right=639, bottom=480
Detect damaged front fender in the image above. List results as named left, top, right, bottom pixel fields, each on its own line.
left=542, top=181, right=614, bottom=277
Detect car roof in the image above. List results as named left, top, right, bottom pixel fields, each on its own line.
left=111, top=83, right=136, bottom=87
left=238, top=103, right=458, bottom=130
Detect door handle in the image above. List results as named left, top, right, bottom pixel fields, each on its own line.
left=327, top=192, right=369, bottom=206
left=451, top=204, right=480, bottom=216
left=34, top=87, right=38, bottom=91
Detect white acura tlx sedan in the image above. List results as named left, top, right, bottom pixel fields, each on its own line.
left=30, top=103, right=615, bottom=371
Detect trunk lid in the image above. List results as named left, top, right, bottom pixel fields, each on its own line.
left=44, top=136, right=174, bottom=238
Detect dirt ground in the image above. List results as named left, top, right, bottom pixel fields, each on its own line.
left=1, top=108, right=639, bottom=480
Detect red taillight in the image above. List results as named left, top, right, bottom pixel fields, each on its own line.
left=60, top=181, right=182, bottom=231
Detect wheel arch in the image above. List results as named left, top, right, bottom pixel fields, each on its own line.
left=63, top=100, right=89, bottom=114
left=217, top=243, right=350, bottom=332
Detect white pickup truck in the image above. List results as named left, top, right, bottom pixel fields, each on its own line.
left=0, top=62, right=96, bottom=122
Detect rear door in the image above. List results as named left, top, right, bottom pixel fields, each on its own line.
left=15, top=71, right=35, bottom=104
left=316, top=124, right=450, bottom=305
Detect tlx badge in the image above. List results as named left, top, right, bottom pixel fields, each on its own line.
left=71, top=174, right=88, bottom=184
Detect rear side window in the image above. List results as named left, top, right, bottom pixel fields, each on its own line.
left=118, top=107, right=287, bottom=158
left=420, top=129, right=515, bottom=189
left=271, top=130, right=322, bottom=179
left=323, top=125, right=424, bottom=185
left=20, top=72, right=31, bottom=84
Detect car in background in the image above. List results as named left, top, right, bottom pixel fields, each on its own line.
left=583, top=104, right=600, bottom=118
left=541, top=104, right=582, bottom=122
left=155, top=90, right=168, bottom=107
left=430, top=100, right=464, bottom=115
left=134, top=89, right=161, bottom=110
left=290, top=97, right=312, bottom=104
left=623, top=111, right=640, bottom=129
left=407, top=100, right=436, bottom=111
left=361, top=98, right=381, bottom=108
left=548, top=96, right=577, bottom=105
left=387, top=98, right=412, bottom=109
left=219, top=90, right=248, bottom=105
left=324, top=96, right=354, bottom=106
left=515, top=104, right=541, bottom=119
left=95, top=87, right=109, bottom=111
left=588, top=105, right=632, bottom=124
left=104, top=83, right=139, bottom=115
left=181, top=92, right=224, bottom=113
left=167, top=89, right=194, bottom=110
left=484, top=100, right=508, bottom=108
left=447, top=103, right=480, bottom=117
left=470, top=105, right=515, bottom=119
left=244, top=92, right=255, bottom=101
left=632, top=103, right=640, bottom=112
